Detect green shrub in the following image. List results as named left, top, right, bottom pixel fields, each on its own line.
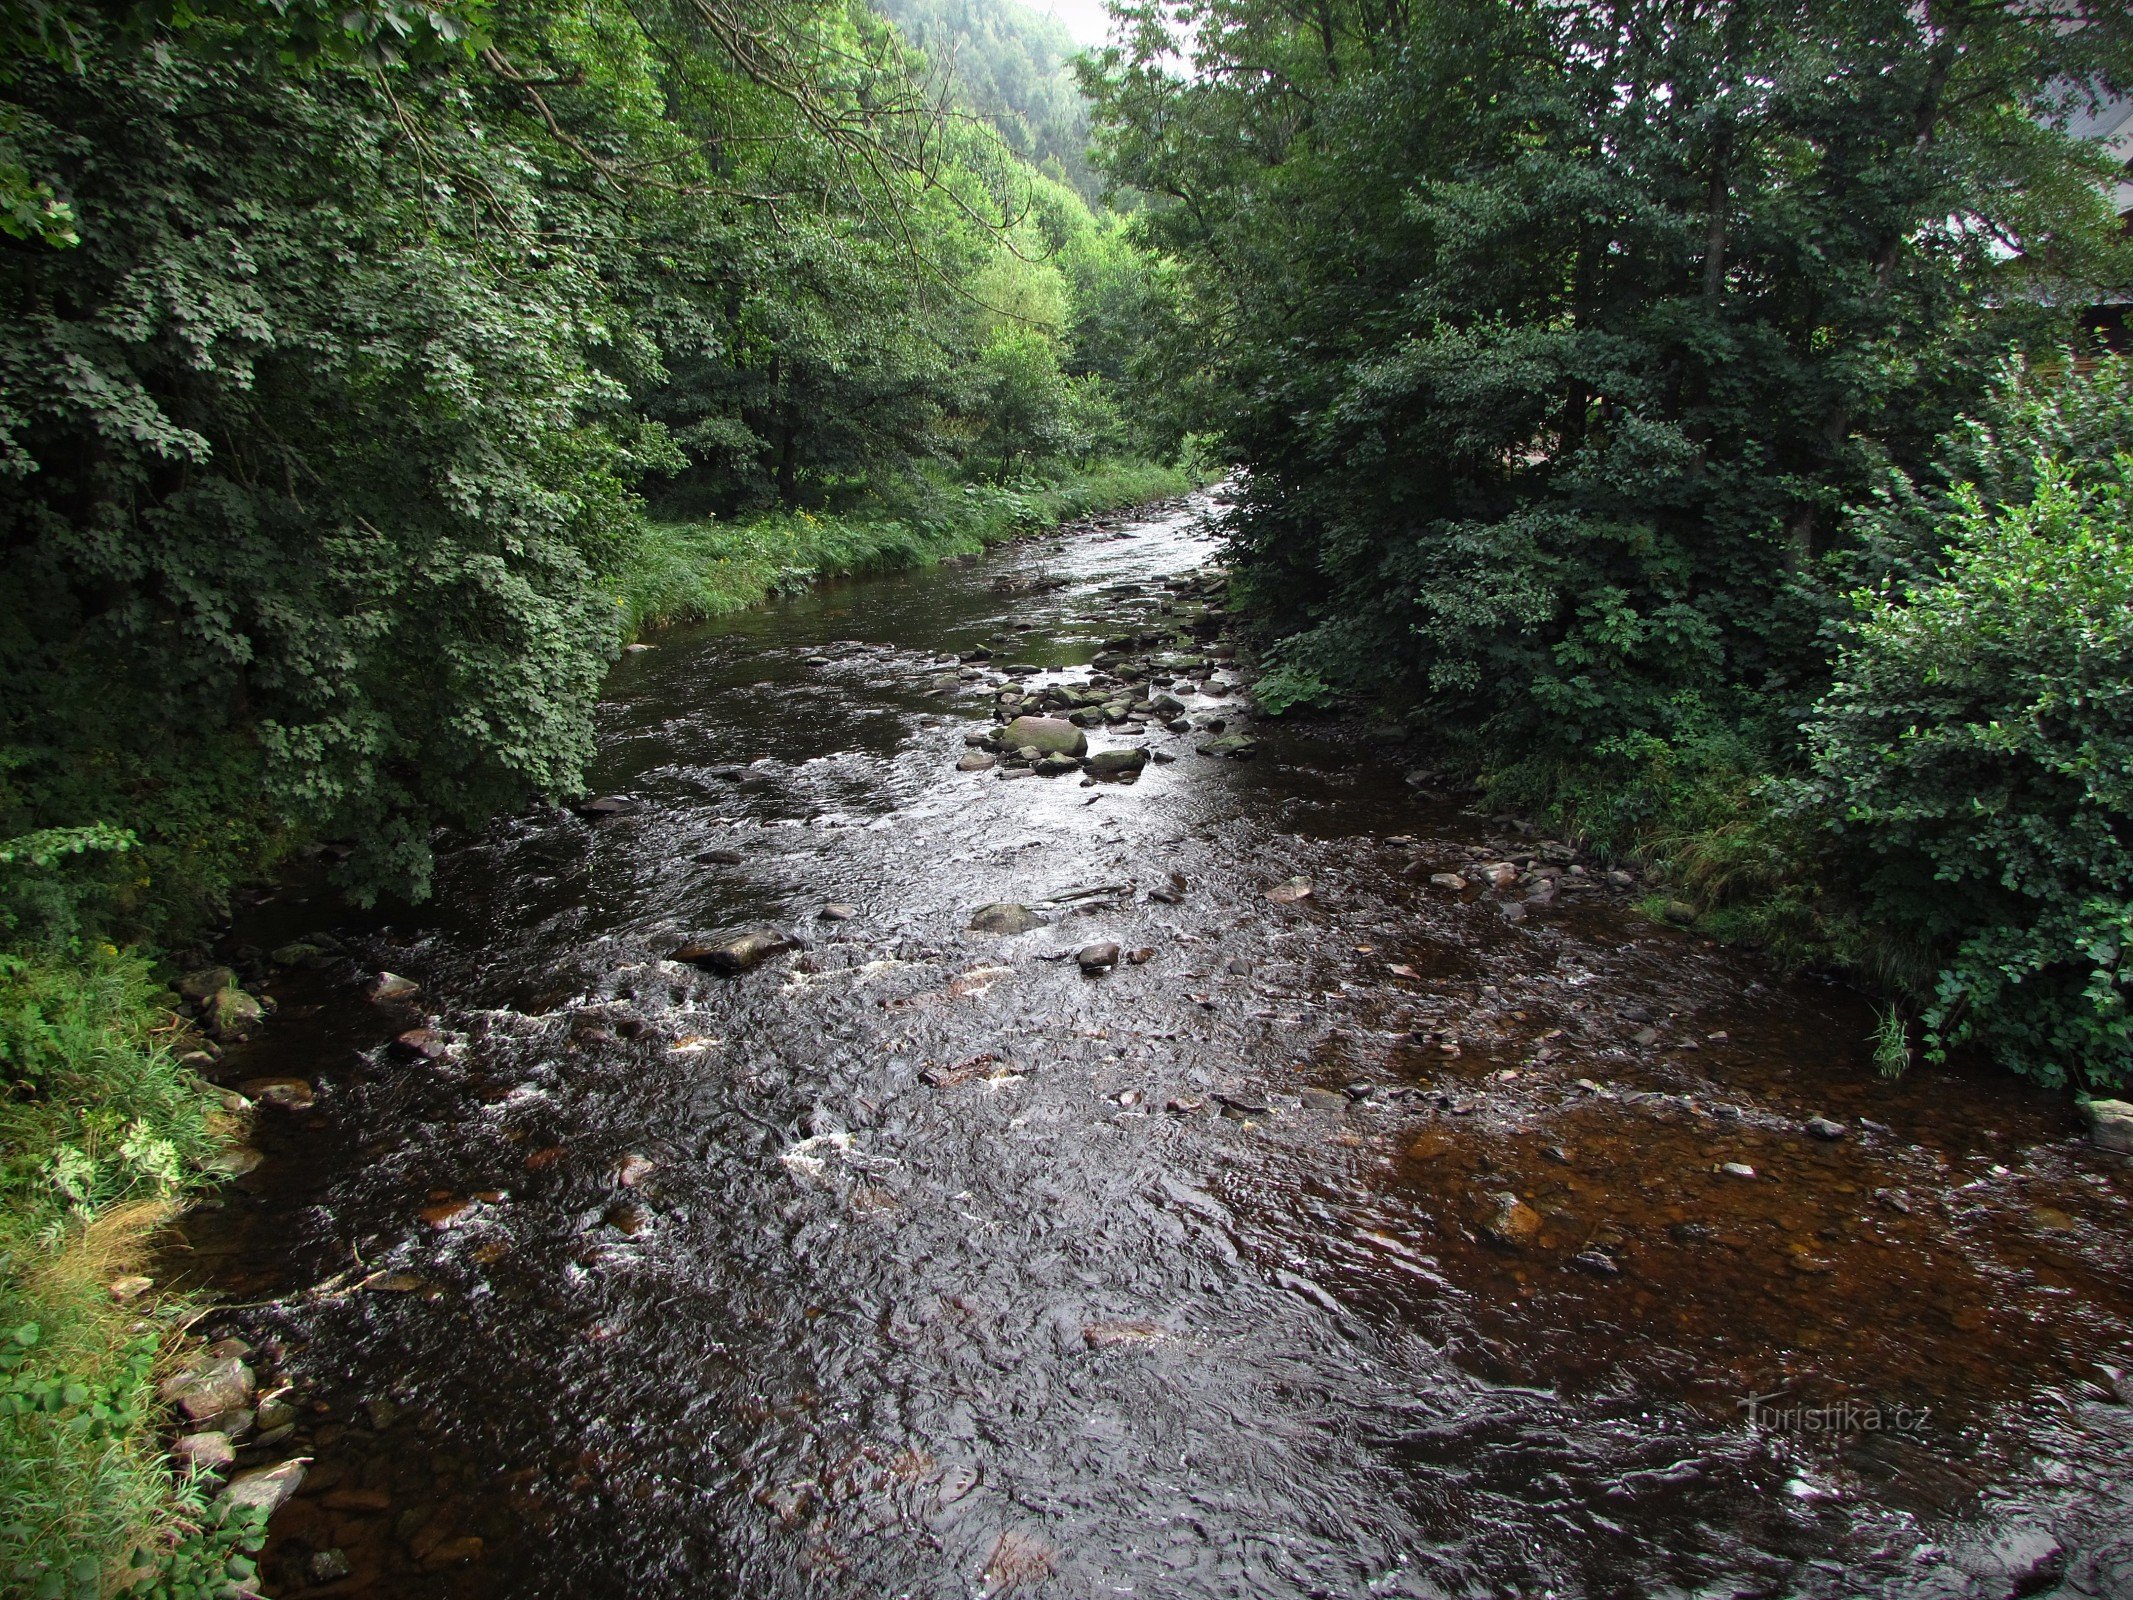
left=1804, top=457, right=2133, bottom=1086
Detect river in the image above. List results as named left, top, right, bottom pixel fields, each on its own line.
left=182, top=488, right=2133, bottom=1599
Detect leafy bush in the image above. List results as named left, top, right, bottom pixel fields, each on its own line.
left=1805, top=450, right=2133, bottom=1086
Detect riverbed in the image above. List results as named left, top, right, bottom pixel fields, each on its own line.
left=181, top=488, right=2133, bottom=1598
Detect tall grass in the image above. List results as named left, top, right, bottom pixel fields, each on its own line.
left=0, top=950, right=242, bottom=1597
left=616, top=460, right=1204, bottom=635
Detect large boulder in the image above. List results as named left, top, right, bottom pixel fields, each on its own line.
left=1001, top=716, right=1086, bottom=758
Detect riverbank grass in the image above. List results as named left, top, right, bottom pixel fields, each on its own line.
left=618, top=460, right=1205, bottom=635
left=0, top=949, right=243, bottom=1596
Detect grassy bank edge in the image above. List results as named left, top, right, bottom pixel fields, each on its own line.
left=614, top=459, right=1210, bottom=637
left=0, top=947, right=266, bottom=1598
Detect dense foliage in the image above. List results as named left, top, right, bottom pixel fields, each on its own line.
left=1086, top=0, right=2133, bottom=1080
left=1, top=0, right=1175, bottom=935
left=1802, top=359, right=2133, bottom=1085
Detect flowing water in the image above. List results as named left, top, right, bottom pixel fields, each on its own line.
left=183, top=490, right=2133, bottom=1599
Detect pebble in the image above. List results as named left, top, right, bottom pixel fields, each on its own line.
left=370, top=971, right=421, bottom=1003
left=1076, top=942, right=1122, bottom=973
left=1429, top=873, right=1468, bottom=892
left=1720, top=1162, right=1757, bottom=1179
left=694, top=849, right=744, bottom=866
left=1804, top=1115, right=1848, bottom=1140
left=820, top=903, right=859, bottom=921
left=1265, top=876, right=1313, bottom=904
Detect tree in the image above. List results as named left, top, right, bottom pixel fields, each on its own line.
left=1085, top=0, right=2133, bottom=765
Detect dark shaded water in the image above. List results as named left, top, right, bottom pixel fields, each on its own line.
left=182, top=491, right=2133, bottom=1599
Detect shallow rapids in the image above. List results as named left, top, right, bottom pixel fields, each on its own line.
left=187, top=490, right=2133, bottom=1599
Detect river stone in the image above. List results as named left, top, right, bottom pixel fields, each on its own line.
left=370, top=971, right=421, bottom=1003
left=1033, top=753, right=1080, bottom=777
left=1197, top=734, right=1258, bottom=759
left=173, top=1431, right=236, bottom=1473
left=163, top=1355, right=253, bottom=1421
left=241, top=1077, right=314, bottom=1111
left=694, top=848, right=744, bottom=866
left=205, top=1145, right=264, bottom=1178
left=218, top=1459, right=306, bottom=1520
left=1429, top=872, right=1469, bottom=892
left=969, top=903, right=1045, bottom=935
left=390, top=1028, right=448, bottom=1062
left=1804, top=1115, right=1849, bottom=1141
left=1001, top=716, right=1086, bottom=758
left=176, top=966, right=235, bottom=1004
left=574, top=795, right=637, bottom=819
left=2086, top=1099, right=2133, bottom=1153
left=203, top=986, right=265, bottom=1042
left=957, top=752, right=997, bottom=772
left=1265, top=876, right=1313, bottom=904
left=672, top=930, right=797, bottom=974
left=1086, top=748, right=1148, bottom=781
left=1075, top=942, right=1121, bottom=973
left=1478, top=1192, right=1543, bottom=1248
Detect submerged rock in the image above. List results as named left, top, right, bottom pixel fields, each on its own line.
left=1478, top=1192, right=1543, bottom=1248
left=671, top=930, right=797, bottom=973
left=969, top=903, right=1045, bottom=935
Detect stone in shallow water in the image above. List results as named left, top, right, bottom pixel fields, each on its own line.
left=670, top=929, right=796, bottom=973
left=1075, top=942, right=1121, bottom=973
left=217, top=1458, right=306, bottom=1520
left=1477, top=1192, right=1542, bottom=1248
left=1085, top=747, right=1148, bottom=781
left=968, top=903, right=1045, bottom=935
left=1000, top=715, right=1085, bottom=758
left=2086, top=1098, right=2133, bottom=1153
